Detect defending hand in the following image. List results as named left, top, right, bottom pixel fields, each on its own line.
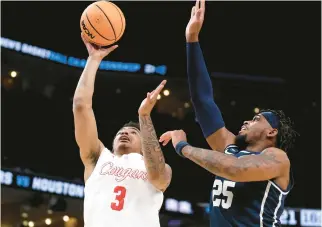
left=159, top=130, right=187, bottom=148
left=185, top=0, right=206, bottom=42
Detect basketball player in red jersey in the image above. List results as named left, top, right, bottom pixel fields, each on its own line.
left=73, top=33, right=172, bottom=227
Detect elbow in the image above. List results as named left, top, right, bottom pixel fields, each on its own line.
left=147, top=173, right=161, bottom=183
left=148, top=175, right=168, bottom=192
left=73, top=97, right=91, bottom=111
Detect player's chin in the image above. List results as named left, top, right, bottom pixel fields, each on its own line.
left=116, top=142, right=132, bottom=148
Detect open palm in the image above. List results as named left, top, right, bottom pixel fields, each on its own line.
left=138, top=80, right=167, bottom=116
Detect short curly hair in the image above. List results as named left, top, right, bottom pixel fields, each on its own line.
left=122, top=121, right=140, bottom=131
left=260, top=109, right=299, bottom=152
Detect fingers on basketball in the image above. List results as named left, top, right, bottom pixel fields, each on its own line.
left=81, top=33, right=91, bottom=48
left=105, top=45, right=118, bottom=54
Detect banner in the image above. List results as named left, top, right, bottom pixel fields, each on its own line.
left=1, top=169, right=84, bottom=199
left=0, top=37, right=167, bottom=75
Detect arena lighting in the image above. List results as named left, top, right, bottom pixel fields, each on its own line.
left=184, top=102, right=190, bottom=108
left=157, top=94, right=161, bottom=100
left=230, top=100, right=236, bottom=106
left=21, top=212, right=28, bottom=218
left=63, top=215, right=70, bottom=222
left=10, top=71, right=17, bottom=78
left=28, top=221, right=34, bottom=227
left=254, top=107, right=260, bottom=113
left=165, top=198, right=193, bottom=214
left=22, top=220, right=28, bottom=226
left=45, top=218, right=52, bottom=225
left=163, top=89, right=170, bottom=96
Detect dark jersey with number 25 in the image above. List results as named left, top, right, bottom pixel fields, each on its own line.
left=209, top=145, right=293, bottom=227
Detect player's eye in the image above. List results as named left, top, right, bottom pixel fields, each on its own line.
left=131, top=131, right=137, bottom=134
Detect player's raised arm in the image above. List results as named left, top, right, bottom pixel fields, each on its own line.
left=186, top=0, right=235, bottom=152
left=138, top=80, right=172, bottom=192
left=73, top=33, right=118, bottom=168
left=160, top=130, right=290, bottom=183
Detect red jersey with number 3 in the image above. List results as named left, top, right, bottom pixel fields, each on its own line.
left=84, top=148, right=163, bottom=227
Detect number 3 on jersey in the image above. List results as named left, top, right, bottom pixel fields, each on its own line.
left=111, top=186, right=126, bottom=211
left=212, top=179, right=236, bottom=209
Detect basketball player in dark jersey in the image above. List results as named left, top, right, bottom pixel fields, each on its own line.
left=159, top=0, right=298, bottom=226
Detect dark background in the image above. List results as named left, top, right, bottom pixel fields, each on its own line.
left=1, top=0, right=321, bottom=216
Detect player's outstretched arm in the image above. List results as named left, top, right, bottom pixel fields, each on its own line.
left=186, top=0, right=235, bottom=152
left=73, top=33, right=118, bottom=170
left=138, top=81, right=172, bottom=192
left=160, top=130, right=290, bottom=182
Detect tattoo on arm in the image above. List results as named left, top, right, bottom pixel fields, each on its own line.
left=139, top=115, right=166, bottom=179
left=182, top=146, right=285, bottom=181
left=183, top=146, right=237, bottom=178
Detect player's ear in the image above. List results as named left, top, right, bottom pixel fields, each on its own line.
left=267, top=128, right=278, bottom=138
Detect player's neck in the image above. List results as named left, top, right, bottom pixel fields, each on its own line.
left=246, top=142, right=272, bottom=153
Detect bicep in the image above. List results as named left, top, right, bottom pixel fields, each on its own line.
left=206, top=127, right=236, bottom=152
left=233, top=149, right=289, bottom=182
left=73, top=105, right=101, bottom=165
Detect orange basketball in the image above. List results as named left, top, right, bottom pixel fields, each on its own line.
left=80, top=1, right=126, bottom=46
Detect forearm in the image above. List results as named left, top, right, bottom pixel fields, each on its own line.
left=182, top=145, right=239, bottom=180
left=186, top=42, right=225, bottom=137
left=73, top=57, right=101, bottom=105
left=187, top=42, right=213, bottom=103
left=139, top=115, right=166, bottom=180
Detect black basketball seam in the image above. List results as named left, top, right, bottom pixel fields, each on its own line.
left=109, top=2, right=124, bottom=40
left=95, top=4, right=117, bottom=41
left=85, top=13, right=114, bottom=41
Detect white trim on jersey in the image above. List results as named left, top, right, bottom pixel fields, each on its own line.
left=272, top=193, right=283, bottom=227
left=268, top=180, right=289, bottom=195
left=260, top=182, right=272, bottom=227
left=238, top=150, right=251, bottom=154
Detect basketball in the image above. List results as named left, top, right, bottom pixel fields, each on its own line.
left=80, top=1, right=126, bottom=46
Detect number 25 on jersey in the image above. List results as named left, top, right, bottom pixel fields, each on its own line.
left=212, top=179, right=236, bottom=209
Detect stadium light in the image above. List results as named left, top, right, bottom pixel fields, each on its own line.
left=10, top=71, right=17, bottom=78
left=63, top=215, right=70, bottom=222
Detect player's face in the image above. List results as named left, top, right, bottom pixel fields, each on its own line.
left=238, top=114, right=276, bottom=143
left=113, top=127, right=142, bottom=153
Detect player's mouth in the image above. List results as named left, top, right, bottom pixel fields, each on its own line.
left=239, top=125, right=247, bottom=133
left=119, top=135, right=130, bottom=143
